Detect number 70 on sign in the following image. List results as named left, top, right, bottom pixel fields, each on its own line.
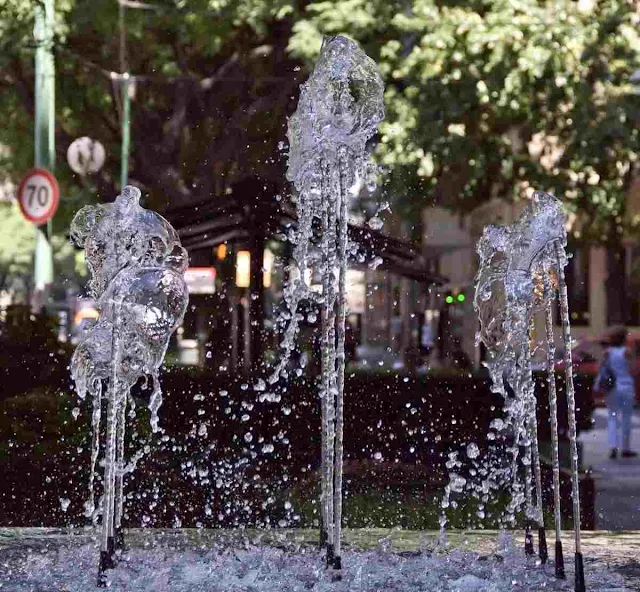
left=17, top=168, right=60, bottom=225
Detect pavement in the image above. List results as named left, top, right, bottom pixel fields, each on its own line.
left=580, top=407, right=640, bottom=530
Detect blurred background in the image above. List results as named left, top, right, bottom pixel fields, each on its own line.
left=0, top=0, right=639, bottom=532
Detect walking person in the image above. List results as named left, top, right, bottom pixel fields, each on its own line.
left=596, top=326, right=638, bottom=459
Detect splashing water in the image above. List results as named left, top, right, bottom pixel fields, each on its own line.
left=3, top=534, right=630, bottom=592
left=470, top=191, right=583, bottom=588
left=270, top=35, right=384, bottom=569
left=70, top=186, right=189, bottom=584
left=473, top=193, right=563, bottom=515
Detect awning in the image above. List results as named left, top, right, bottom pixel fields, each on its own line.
left=164, top=181, right=446, bottom=286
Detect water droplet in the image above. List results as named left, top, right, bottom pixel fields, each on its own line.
left=368, top=217, right=383, bottom=230
left=466, top=442, right=480, bottom=459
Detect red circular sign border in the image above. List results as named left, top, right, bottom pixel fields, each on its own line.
left=17, top=168, right=60, bottom=224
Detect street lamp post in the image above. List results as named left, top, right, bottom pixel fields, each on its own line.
left=116, top=0, right=160, bottom=190
left=235, top=244, right=266, bottom=375
left=118, top=0, right=131, bottom=189
left=32, top=0, right=55, bottom=309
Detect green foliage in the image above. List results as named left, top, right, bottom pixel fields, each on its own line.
left=0, top=389, right=80, bottom=463
left=0, top=303, right=74, bottom=365
left=0, top=0, right=638, bottom=243
left=0, top=201, right=35, bottom=293
left=290, top=477, right=513, bottom=530
left=1, top=302, right=59, bottom=348
left=1, top=0, right=302, bottom=222
left=0, top=304, right=72, bottom=399
left=0, top=200, right=86, bottom=296
left=290, top=0, right=640, bottom=239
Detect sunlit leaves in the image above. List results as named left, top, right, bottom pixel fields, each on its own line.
left=291, top=0, right=640, bottom=239
left=0, top=0, right=638, bottom=244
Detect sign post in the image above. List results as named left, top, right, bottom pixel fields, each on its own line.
left=67, top=137, right=106, bottom=176
left=18, top=168, right=60, bottom=225
left=33, top=0, right=55, bottom=304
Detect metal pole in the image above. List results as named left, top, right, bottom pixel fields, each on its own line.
left=119, top=0, right=131, bottom=190
left=242, top=291, right=251, bottom=376
left=120, top=75, right=131, bottom=189
left=33, top=0, right=55, bottom=307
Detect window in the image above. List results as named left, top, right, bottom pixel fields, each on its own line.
left=607, top=246, right=640, bottom=327
left=625, top=247, right=640, bottom=326
left=607, top=247, right=626, bottom=326
left=561, top=246, right=590, bottom=326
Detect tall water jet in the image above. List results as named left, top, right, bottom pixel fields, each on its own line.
left=474, top=191, right=584, bottom=591
left=70, top=186, right=189, bottom=586
left=556, top=238, right=585, bottom=592
left=269, top=35, right=384, bottom=571
left=544, top=273, right=566, bottom=579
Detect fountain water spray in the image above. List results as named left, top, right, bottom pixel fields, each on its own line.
left=70, top=186, right=189, bottom=586
left=474, top=191, right=584, bottom=591
left=269, top=35, right=384, bottom=571
left=543, top=273, right=566, bottom=579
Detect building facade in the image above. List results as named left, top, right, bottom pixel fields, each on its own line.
left=424, top=176, right=640, bottom=366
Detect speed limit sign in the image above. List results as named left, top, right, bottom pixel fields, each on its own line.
left=17, top=168, right=60, bottom=224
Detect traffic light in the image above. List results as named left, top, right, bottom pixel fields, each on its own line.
left=444, top=291, right=466, bottom=305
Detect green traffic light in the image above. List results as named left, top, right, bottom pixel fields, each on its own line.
left=457, top=293, right=466, bottom=302
left=445, top=295, right=454, bottom=304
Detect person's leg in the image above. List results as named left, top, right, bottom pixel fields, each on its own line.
left=620, top=390, right=634, bottom=453
left=614, top=389, right=629, bottom=450
left=607, top=390, right=618, bottom=456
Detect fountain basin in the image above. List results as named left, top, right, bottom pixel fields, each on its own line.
left=1, top=528, right=637, bottom=591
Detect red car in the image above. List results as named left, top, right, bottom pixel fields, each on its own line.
left=556, top=333, right=640, bottom=406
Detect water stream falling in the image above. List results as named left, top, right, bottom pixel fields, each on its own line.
left=269, top=35, right=384, bottom=570
left=544, top=281, right=566, bottom=579
left=556, top=240, right=585, bottom=592
left=473, top=191, right=585, bottom=591
left=70, top=186, right=189, bottom=586
left=52, top=42, right=599, bottom=592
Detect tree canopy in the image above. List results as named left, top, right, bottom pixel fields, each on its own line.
left=0, top=0, right=638, bottom=243
left=289, top=0, right=640, bottom=240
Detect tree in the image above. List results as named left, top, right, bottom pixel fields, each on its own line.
left=289, top=0, right=640, bottom=241
left=1, top=0, right=302, bottom=224
left=0, top=0, right=638, bottom=244
left=0, top=200, right=35, bottom=295
left=0, top=198, right=85, bottom=299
